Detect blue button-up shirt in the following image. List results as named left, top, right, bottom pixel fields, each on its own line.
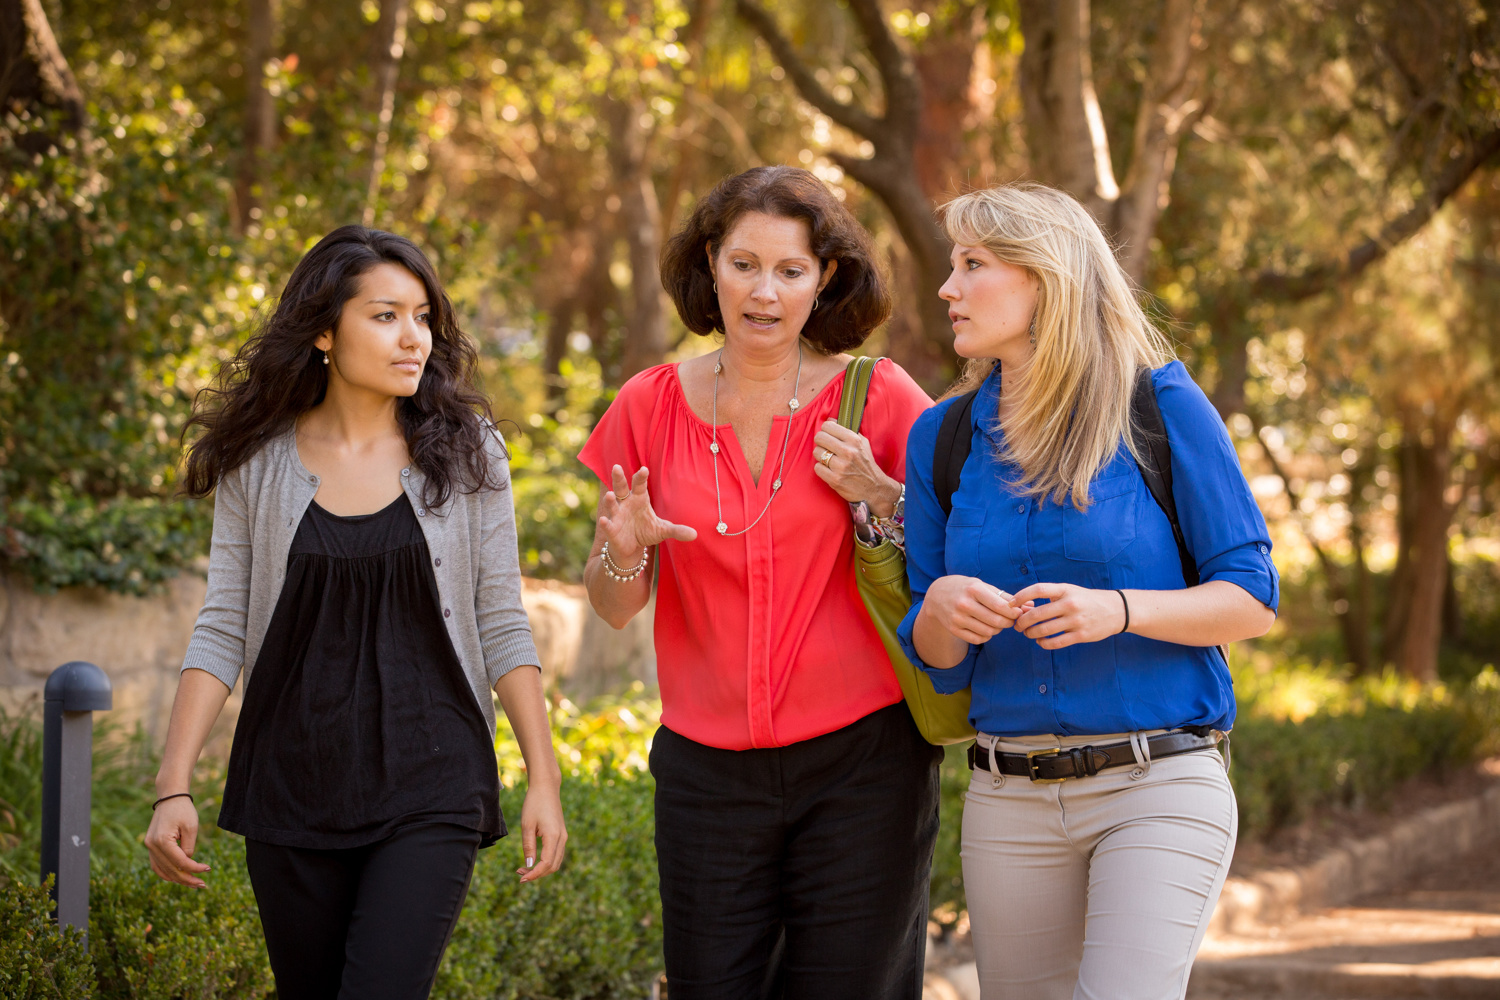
left=896, top=361, right=1279, bottom=736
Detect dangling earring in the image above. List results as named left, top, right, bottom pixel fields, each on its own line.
left=1028, top=315, right=1037, bottom=346
left=712, top=280, right=719, bottom=293
left=812, top=296, right=820, bottom=312
left=323, top=351, right=330, bottom=365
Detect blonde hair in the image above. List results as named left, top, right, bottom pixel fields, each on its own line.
left=939, top=183, right=1173, bottom=508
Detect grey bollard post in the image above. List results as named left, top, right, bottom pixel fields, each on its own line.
left=41, top=661, right=112, bottom=944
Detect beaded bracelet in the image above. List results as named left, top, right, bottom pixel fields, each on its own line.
left=601, top=541, right=650, bottom=582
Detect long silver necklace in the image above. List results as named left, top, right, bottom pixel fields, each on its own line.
left=710, top=344, right=802, bottom=536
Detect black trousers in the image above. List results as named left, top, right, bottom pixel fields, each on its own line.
left=244, top=823, right=482, bottom=1000
left=651, top=702, right=943, bottom=1000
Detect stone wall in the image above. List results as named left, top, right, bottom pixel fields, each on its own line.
left=0, top=571, right=654, bottom=749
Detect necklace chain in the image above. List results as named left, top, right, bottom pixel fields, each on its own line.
left=710, top=345, right=802, bottom=537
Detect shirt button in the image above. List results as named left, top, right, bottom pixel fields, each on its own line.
left=1038, top=684, right=1048, bottom=694
left=417, top=509, right=426, bottom=516
left=434, top=557, right=441, bottom=567
left=1016, top=504, right=1026, bottom=514
left=1019, top=565, right=1029, bottom=574
left=401, top=468, right=411, bottom=477
left=309, top=475, right=319, bottom=484
left=1260, top=544, right=1269, bottom=554
left=443, top=608, right=451, bottom=618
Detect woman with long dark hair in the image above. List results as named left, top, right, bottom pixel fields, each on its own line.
left=143, top=225, right=565, bottom=999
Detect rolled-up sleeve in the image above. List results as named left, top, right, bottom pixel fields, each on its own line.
left=1153, top=362, right=1280, bottom=612
left=896, top=401, right=981, bottom=693
left=476, top=429, right=542, bottom=685
left=180, top=468, right=252, bottom=690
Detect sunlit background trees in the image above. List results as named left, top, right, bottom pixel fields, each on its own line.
left=3, top=0, right=1498, bottom=680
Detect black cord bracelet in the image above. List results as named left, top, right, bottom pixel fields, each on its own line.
left=1116, top=589, right=1131, bottom=635
left=152, top=792, right=194, bottom=811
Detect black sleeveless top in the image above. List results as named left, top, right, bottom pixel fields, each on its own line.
left=218, top=495, right=504, bottom=849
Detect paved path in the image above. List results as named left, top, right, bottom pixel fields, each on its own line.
left=1188, top=837, right=1500, bottom=999
left=924, top=832, right=1500, bottom=1000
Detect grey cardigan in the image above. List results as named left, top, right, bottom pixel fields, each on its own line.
left=180, top=426, right=540, bottom=737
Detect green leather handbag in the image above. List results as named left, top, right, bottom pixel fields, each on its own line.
left=838, top=357, right=976, bottom=746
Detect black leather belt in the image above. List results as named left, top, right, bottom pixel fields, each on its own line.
left=966, top=729, right=1221, bottom=782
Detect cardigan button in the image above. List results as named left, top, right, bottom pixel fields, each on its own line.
left=401, top=468, right=410, bottom=477
left=309, top=475, right=319, bottom=484
left=417, top=509, right=426, bottom=516
left=434, top=557, right=441, bottom=567
left=443, top=608, right=451, bottom=618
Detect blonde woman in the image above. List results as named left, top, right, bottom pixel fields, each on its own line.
left=897, top=184, right=1277, bottom=1000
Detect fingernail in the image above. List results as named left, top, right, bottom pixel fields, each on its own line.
left=526, top=857, right=535, bottom=867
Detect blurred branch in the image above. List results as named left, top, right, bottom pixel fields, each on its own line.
left=234, top=0, right=278, bottom=234
left=1114, top=0, right=1207, bottom=281
left=363, top=0, right=410, bottom=228
left=0, top=0, right=86, bottom=136
left=732, top=0, right=886, bottom=143
left=1252, top=127, right=1500, bottom=302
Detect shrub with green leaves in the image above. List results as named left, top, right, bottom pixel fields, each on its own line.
left=0, top=877, right=94, bottom=999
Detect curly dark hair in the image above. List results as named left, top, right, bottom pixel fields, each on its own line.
left=660, top=166, right=892, bottom=354
left=181, top=225, right=498, bottom=509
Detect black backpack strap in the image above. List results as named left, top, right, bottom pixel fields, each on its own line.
left=933, top=390, right=978, bottom=517
left=1129, top=367, right=1200, bottom=588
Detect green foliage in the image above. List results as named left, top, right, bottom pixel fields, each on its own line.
left=1230, top=659, right=1500, bottom=839
left=436, top=778, right=661, bottom=999
left=89, top=843, right=273, bottom=1000
left=0, top=877, right=95, bottom=999
left=1, top=490, right=211, bottom=594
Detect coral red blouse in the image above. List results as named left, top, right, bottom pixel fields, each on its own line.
left=579, top=360, right=932, bottom=750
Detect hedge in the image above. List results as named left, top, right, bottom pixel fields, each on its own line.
left=2, top=667, right=1497, bottom=993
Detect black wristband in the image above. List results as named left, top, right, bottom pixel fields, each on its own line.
left=152, top=792, right=194, bottom=811
left=1116, top=589, right=1131, bottom=635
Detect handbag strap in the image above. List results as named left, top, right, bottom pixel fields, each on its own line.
left=837, top=356, right=881, bottom=432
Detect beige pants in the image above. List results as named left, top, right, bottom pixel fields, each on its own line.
left=961, top=731, right=1236, bottom=1000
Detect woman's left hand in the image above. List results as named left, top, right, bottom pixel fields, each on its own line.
left=812, top=419, right=901, bottom=516
left=1009, top=582, right=1128, bottom=649
left=516, top=781, right=568, bottom=883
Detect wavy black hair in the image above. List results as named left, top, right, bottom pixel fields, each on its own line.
left=182, top=225, right=498, bottom=509
left=660, top=166, right=892, bottom=354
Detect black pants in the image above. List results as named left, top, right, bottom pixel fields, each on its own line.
left=651, top=702, right=943, bottom=1000
left=244, top=823, right=482, bottom=1000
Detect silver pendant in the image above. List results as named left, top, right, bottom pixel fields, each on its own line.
left=772, top=479, right=781, bottom=490
left=710, top=442, right=719, bottom=454
left=716, top=521, right=728, bottom=535
left=788, top=398, right=800, bottom=411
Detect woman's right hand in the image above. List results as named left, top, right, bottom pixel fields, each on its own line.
left=597, top=465, right=698, bottom=560
left=145, top=796, right=212, bottom=888
left=921, top=575, right=1023, bottom=645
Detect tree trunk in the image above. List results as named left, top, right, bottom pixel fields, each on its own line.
left=234, top=0, right=277, bottom=233
left=1385, top=416, right=1458, bottom=681
left=911, top=1, right=985, bottom=201
left=1018, top=0, right=1118, bottom=218
left=362, top=0, right=409, bottom=228
left=0, top=0, right=86, bottom=142
left=607, top=97, right=669, bottom=381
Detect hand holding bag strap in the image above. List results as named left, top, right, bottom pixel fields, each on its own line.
left=837, top=356, right=976, bottom=745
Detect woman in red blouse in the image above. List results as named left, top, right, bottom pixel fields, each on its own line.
left=579, top=166, right=938, bottom=998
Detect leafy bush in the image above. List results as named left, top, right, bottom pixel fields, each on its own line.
left=1, top=491, right=211, bottom=595
left=4, top=667, right=1499, bottom=993
left=89, top=843, right=272, bottom=1000
left=0, top=877, right=94, bottom=999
